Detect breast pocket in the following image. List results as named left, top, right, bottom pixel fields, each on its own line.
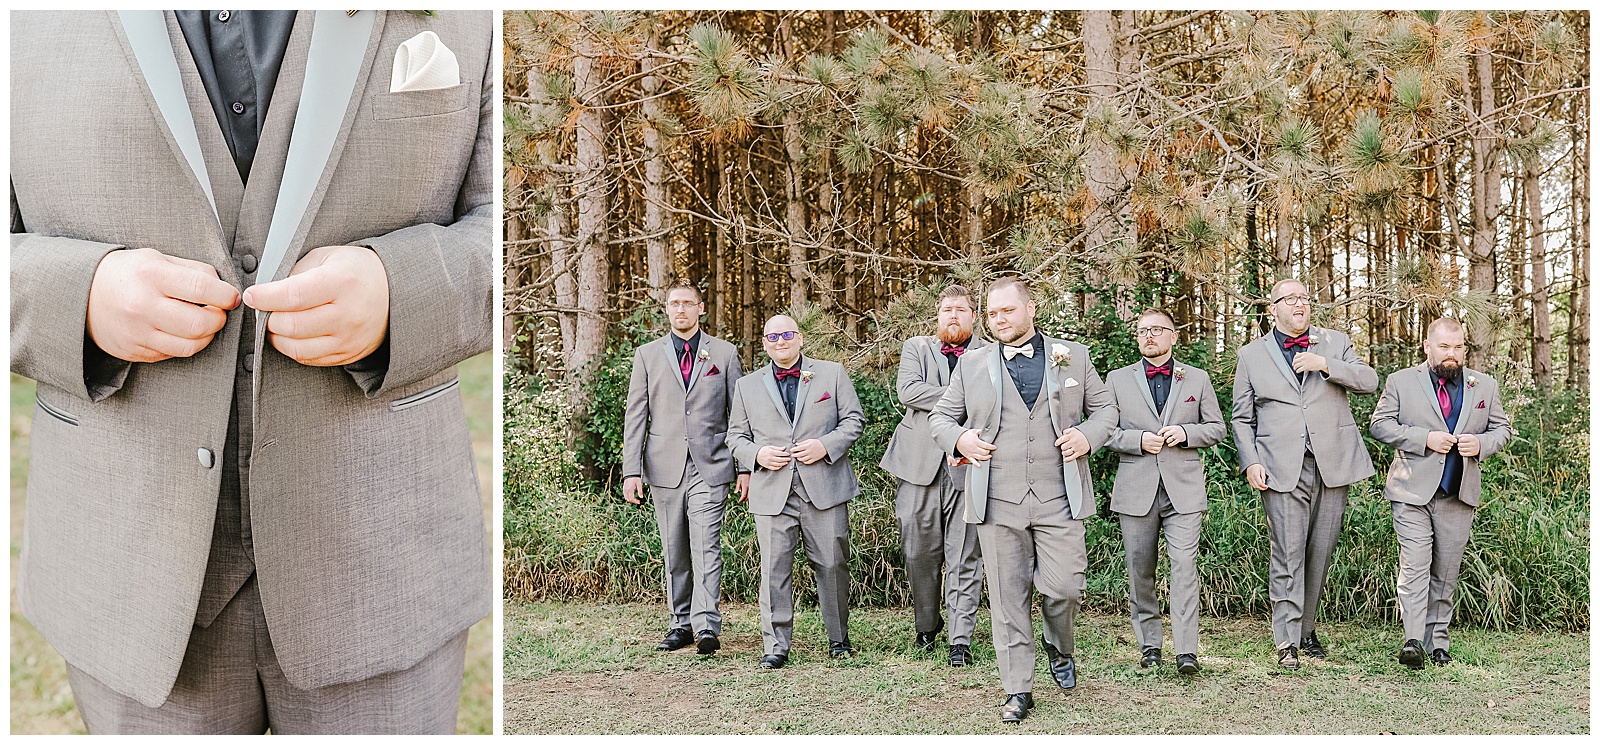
left=370, top=83, right=473, bottom=120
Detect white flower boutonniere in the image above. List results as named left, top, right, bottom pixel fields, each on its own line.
left=1050, top=343, right=1071, bottom=367
left=800, top=370, right=815, bottom=384
left=1174, top=366, right=1186, bottom=380
left=698, top=348, right=710, bottom=361
left=1467, top=375, right=1478, bottom=388
left=1308, top=334, right=1320, bottom=345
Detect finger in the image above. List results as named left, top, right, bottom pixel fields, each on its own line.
left=265, top=302, right=347, bottom=340
left=141, top=328, right=213, bottom=359
left=155, top=262, right=241, bottom=309
left=244, top=267, right=342, bottom=312
left=268, top=332, right=346, bottom=366
left=148, top=297, right=228, bottom=340
left=976, top=440, right=997, bottom=452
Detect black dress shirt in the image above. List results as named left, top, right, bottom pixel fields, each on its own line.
left=775, top=358, right=802, bottom=420
left=1145, top=358, right=1172, bottom=412
left=1273, top=327, right=1309, bottom=382
left=941, top=337, right=969, bottom=373
left=1002, top=333, right=1047, bottom=409
left=673, top=330, right=701, bottom=383
left=175, top=10, right=297, bottom=183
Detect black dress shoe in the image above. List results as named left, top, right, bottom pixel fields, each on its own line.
left=1431, top=648, right=1453, bottom=666
left=696, top=631, right=720, bottom=656
left=949, top=644, right=973, bottom=668
left=916, top=617, right=945, bottom=652
left=1041, top=638, right=1062, bottom=664
left=1050, top=654, right=1077, bottom=690
left=1176, top=653, right=1200, bottom=674
left=1399, top=639, right=1426, bottom=670
left=1001, top=692, right=1034, bottom=723
left=829, top=640, right=855, bottom=659
left=758, top=653, right=788, bottom=669
left=658, top=627, right=694, bottom=651
left=1139, top=647, right=1162, bottom=668
left=1299, top=631, right=1326, bottom=659
left=1277, top=645, right=1300, bottom=670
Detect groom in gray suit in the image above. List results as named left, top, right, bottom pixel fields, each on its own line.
left=11, top=11, right=492, bottom=733
left=727, top=314, right=864, bottom=669
left=1105, top=308, right=1225, bottom=675
left=1369, top=318, right=1511, bottom=669
left=1232, top=278, right=1378, bottom=669
left=622, top=282, right=747, bottom=656
left=929, top=277, right=1117, bottom=723
left=880, top=285, right=988, bottom=667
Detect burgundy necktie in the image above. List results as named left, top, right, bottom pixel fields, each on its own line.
left=940, top=342, right=965, bottom=357
left=679, top=342, right=693, bottom=384
left=774, top=367, right=801, bottom=381
left=1146, top=363, right=1171, bottom=379
left=1282, top=334, right=1310, bottom=350
left=1437, top=379, right=1452, bottom=419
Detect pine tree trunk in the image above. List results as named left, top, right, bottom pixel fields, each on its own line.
left=1083, top=10, right=1126, bottom=308
left=1466, top=15, right=1502, bottom=368
left=1569, top=101, right=1590, bottom=388
left=641, top=27, right=671, bottom=301
left=571, top=24, right=611, bottom=453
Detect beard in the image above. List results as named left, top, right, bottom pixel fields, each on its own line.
left=936, top=324, right=972, bottom=345
left=993, top=324, right=1031, bottom=346
left=1430, top=359, right=1463, bottom=382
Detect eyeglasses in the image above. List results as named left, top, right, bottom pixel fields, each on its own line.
left=1272, top=295, right=1312, bottom=306
left=666, top=301, right=700, bottom=310
left=1134, top=326, right=1174, bottom=338
left=763, top=331, right=799, bottom=342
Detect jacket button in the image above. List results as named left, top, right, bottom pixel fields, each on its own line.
left=198, top=448, right=215, bottom=469
left=240, top=254, right=258, bottom=273
left=244, top=353, right=255, bottom=372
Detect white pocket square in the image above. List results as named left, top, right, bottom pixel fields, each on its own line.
left=391, top=31, right=459, bottom=92
left=1063, top=377, right=1080, bottom=388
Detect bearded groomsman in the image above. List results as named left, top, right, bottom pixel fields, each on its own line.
left=929, top=277, right=1117, bottom=723
left=728, top=315, right=864, bottom=669
left=1104, top=309, right=1226, bottom=675
left=880, top=285, right=989, bottom=667
left=622, top=283, right=747, bottom=656
left=1232, top=279, right=1379, bottom=669
left=1369, top=318, right=1511, bottom=670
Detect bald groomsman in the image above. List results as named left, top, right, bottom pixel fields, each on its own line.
left=880, top=285, right=988, bottom=667
left=727, top=315, right=864, bottom=669
left=1232, top=279, right=1379, bottom=669
left=1369, top=318, right=1511, bottom=669
left=1105, top=308, right=1226, bottom=675
left=930, top=277, right=1117, bottom=723
left=623, top=282, right=747, bottom=656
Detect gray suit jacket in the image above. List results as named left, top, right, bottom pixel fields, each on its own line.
left=880, top=334, right=989, bottom=487
left=11, top=11, right=492, bottom=706
left=1369, top=364, right=1513, bottom=507
left=621, top=332, right=742, bottom=488
left=1106, top=360, right=1227, bottom=516
left=1231, top=326, right=1379, bottom=490
left=727, top=357, right=865, bottom=516
left=928, top=337, right=1118, bottom=523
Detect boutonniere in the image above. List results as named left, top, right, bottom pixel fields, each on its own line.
left=818, top=391, right=832, bottom=403
left=800, top=370, right=815, bottom=384
left=698, top=348, right=710, bottom=361
left=1050, top=343, right=1071, bottom=367
left=1467, top=375, right=1478, bottom=388
left=1308, top=334, right=1320, bottom=345
left=1174, top=366, right=1186, bottom=380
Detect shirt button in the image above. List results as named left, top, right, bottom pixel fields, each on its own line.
left=240, top=254, right=258, bottom=273
left=232, top=101, right=245, bottom=115
left=218, top=10, right=230, bottom=21
left=244, top=353, right=255, bottom=372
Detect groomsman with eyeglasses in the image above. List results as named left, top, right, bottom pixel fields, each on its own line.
left=727, top=315, right=864, bottom=669
left=622, top=282, right=747, bottom=656
left=1231, top=279, right=1378, bottom=669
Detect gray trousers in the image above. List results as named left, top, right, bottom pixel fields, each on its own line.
left=1392, top=491, right=1476, bottom=651
left=753, top=482, right=851, bottom=656
left=1261, top=452, right=1348, bottom=648
left=66, top=575, right=467, bottom=735
left=1118, top=484, right=1203, bottom=656
left=652, top=460, right=728, bottom=635
left=894, top=468, right=983, bottom=645
left=978, top=491, right=1086, bottom=695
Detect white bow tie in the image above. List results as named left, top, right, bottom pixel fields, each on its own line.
left=1002, top=344, right=1035, bottom=360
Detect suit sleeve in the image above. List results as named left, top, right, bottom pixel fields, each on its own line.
left=726, top=382, right=759, bottom=472
left=1473, top=382, right=1514, bottom=460
left=620, top=349, right=649, bottom=480
left=1368, top=374, right=1428, bottom=456
left=345, top=35, right=494, bottom=397
left=896, top=339, right=945, bottom=411
left=928, top=359, right=970, bottom=453
left=1231, top=353, right=1262, bottom=474
left=1181, top=374, right=1228, bottom=449
left=1322, top=336, right=1379, bottom=394
left=1106, top=375, right=1146, bottom=455
left=725, top=348, right=748, bottom=474
left=1078, top=356, right=1118, bottom=451
left=819, top=367, right=864, bottom=464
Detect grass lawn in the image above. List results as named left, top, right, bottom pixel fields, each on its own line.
left=10, top=353, right=494, bottom=734
left=504, top=599, right=1590, bottom=735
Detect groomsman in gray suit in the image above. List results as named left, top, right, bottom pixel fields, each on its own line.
left=1105, top=308, right=1226, bottom=675
left=727, top=315, right=864, bottom=669
left=880, top=285, right=988, bottom=667
left=929, top=277, right=1117, bottom=723
left=1232, top=278, right=1379, bottom=669
left=1369, top=318, right=1511, bottom=669
left=622, top=282, right=747, bottom=656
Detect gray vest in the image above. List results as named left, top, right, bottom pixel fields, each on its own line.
left=987, top=361, right=1068, bottom=504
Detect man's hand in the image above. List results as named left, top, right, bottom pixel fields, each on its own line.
left=1140, top=431, right=1165, bottom=454
left=622, top=476, right=645, bottom=505
left=1426, top=430, right=1458, bottom=454
left=792, top=438, right=829, bottom=465
left=242, top=245, right=389, bottom=367
left=1456, top=433, right=1480, bottom=457
left=1055, top=427, right=1090, bottom=462
left=86, top=248, right=241, bottom=363
left=1245, top=463, right=1269, bottom=491
left=956, top=429, right=997, bottom=462
left=756, top=445, right=791, bottom=471
left=1291, top=351, right=1328, bottom=374
left=1158, top=424, right=1188, bottom=447
left=735, top=473, right=751, bottom=501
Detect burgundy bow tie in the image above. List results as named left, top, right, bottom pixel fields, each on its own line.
left=940, top=342, right=966, bottom=357
left=1145, top=363, right=1171, bottom=378
left=1282, top=334, right=1311, bottom=350
left=775, top=367, right=801, bottom=381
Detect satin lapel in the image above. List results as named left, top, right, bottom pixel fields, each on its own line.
left=933, top=338, right=950, bottom=387
left=1161, top=366, right=1185, bottom=426
left=1044, top=337, right=1088, bottom=519
left=115, top=10, right=220, bottom=224
left=686, top=345, right=708, bottom=393
left=662, top=335, right=688, bottom=392
left=1263, top=334, right=1302, bottom=392
left=255, top=9, right=383, bottom=288
left=791, top=358, right=815, bottom=426
left=1134, top=364, right=1160, bottom=420
left=761, top=365, right=789, bottom=426
left=163, top=12, right=243, bottom=257
left=1454, top=370, right=1480, bottom=436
